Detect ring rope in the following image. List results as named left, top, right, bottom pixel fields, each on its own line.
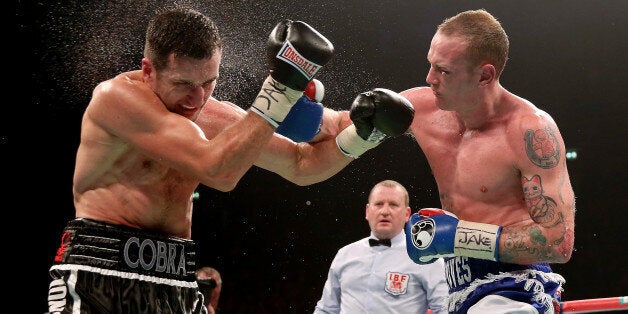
left=423, top=296, right=628, bottom=314
left=560, top=296, right=628, bottom=313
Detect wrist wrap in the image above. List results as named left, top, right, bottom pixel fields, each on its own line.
left=335, top=125, right=383, bottom=158
left=250, top=75, right=303, bottom=127
left=454, top=221, right=502, bottom=261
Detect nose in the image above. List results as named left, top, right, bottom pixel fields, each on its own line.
left=425, top=67, right=437, bottom=86
left=380, top=205, right=391, bottom=216
left=188, top=85, right=206, bottom=107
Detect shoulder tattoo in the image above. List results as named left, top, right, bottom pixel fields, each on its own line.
left=524, top=126, right=560, bottom=168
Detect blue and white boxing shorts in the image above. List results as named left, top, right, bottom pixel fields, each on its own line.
left=444, top=256, right=565, bottom=314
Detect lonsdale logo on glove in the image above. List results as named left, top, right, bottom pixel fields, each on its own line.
left=276, top=41, right=322, bottom=80
left=252, top=19, right=333, bottom=128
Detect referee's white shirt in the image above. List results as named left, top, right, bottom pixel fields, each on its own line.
left=314, top=231, right=448, bottom=314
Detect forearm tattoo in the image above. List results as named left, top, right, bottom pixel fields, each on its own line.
left=502, top=225, right=553, bottom=261
left=501, top=174, right=567, bottom=262
left=502, top=212, right=566, bottom=262
left=524, top=126, right=560, bottom=169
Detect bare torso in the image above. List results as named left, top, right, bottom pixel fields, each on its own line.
left=73, top=72, right=199, bottom=238
left=403, top=87, right=542, bottom=226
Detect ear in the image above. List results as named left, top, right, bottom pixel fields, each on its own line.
left=141, top=58, right=154, bottom=82
left=479, top=63, right=496, bottom=86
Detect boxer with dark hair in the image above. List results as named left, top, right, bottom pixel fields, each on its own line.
left=46, top=6, right=415, bottom=313
left=47, top=7, right=337, bottom=313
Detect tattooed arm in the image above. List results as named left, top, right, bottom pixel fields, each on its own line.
left=499, top=112, right=576, bottom=264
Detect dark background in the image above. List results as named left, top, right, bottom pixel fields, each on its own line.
left=17, top=0, right=626, bottom=313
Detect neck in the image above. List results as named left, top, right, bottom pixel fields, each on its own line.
left=455, top=83, right=505, bottom=130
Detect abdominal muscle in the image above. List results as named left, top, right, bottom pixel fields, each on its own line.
left=73, top=141, right=199, bottom=239
left=426, top=138, right=529, bottom=226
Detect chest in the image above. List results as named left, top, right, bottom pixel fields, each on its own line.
left=413, top=122, right=521, bottom=203
left=113, top=149, right=197, bottom=196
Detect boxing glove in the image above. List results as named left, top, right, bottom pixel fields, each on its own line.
left=405, top=208, right=502, bottom=265
left=251, top=20, right=334, bottom=127
left=276, top=79, right=324, bottom=142
left=336, top=88, right=414, bottom=158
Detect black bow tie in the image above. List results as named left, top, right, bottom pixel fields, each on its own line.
left=369, top=238, right=391, bottom=247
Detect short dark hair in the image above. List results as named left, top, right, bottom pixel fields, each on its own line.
left=144, top=7, right=222, bottom=71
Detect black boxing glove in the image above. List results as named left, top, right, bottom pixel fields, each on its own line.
left=336, top=88, right=415, bottom=158
left=267, top=20, right=334, bottom=91
left=251, top=20, right=334, bottom=127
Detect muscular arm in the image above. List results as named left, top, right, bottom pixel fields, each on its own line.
left=196, top=99, right=354, bottom=186
left=499, top=112, right=575, bottom=264
left=88, top=73, right=275, bottom=192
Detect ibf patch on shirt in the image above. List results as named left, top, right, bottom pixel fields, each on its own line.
left=385, top=272, right=409, bottom=295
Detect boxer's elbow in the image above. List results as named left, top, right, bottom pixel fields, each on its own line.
left=199, top=169, right=242, bottom=192
left=212, top=180, right=239, bottom=192
left=554, top=228, right=575, bottom=263
left=200, top=178, right=239, bottom=192
left=284, top=162, right=340, bottom=186
left=552, top=246, right=573, bottom=264
left=544, top=226, right=574, bottom=264
left=290, top=176, right=321, bottom=187
left=281, top=171, right=323, bottom=187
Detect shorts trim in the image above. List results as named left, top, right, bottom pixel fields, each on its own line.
left=445, top=269, right=565, bottom=313
left=50, top=263, right=198, bottom=288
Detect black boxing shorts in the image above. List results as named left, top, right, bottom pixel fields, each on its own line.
left=47, top=217, right=207, bottom=314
